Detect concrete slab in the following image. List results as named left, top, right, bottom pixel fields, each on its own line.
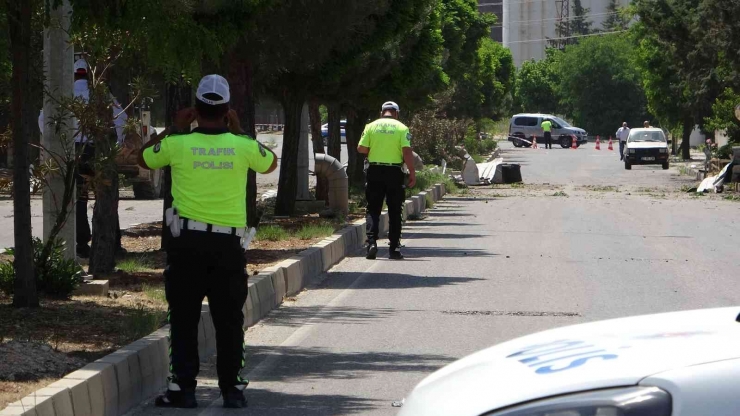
left=243, top=282, right=257, bottom=328
left=277, top=257, right=303, bottom=297
left=0, top=405, right=37, bottom=416
left=296, top=247, right=323, bottom=281
left=404, top=200, right=415, bottom=219
left=47, top=378, right=91, bottom=416
left=315, top=239, right=333, bottom=271
left=262, top=265, right=286, bottom=305
left=67, top=362, right=117, bottom=416
left=418, top=191, right=429, bottom=210
left=10, top=395, right=53, bottom=416
left=411, top=195, right=423, bottom=213
left=252, top=275, right=276, bottom=318
left=95, top=353, right=131, bottom=415
left=33, top=387, right=73, bottom=416
left=72, top=280, right=109, bottom=297
left=126, top=352, right=143, bottom=410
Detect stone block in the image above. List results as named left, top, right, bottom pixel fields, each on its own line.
left=30, top=387, right=71, bottom=416
left=379, top=211, right=389, bottom=237
left=435, top=183, right=444, bottom=198
left=252, top=274, right=276, bottom=318
left=411, top=195, right=423, bottom=214
left=68, top=362, right=117, bottom=416
left=130, top=342, right=159, bottom=399
left=243, top=282, right=257, bottom=328
left=316, top=239, right=334, bottom=271
left=126, top=352, right=143, bottom=409
left=277, top=258, right=303, bottom=297
left=9, top=394, right=53, bottom=416
left=262, top=265, right=286, bottom=305
left=72, top=280, right=109, bottom=297
left=48, top=378, right=91, bottom=416
left=297, top=247, right=323, bottom=281
left=0, top=405, right=37, bottom=416
left=328, top=235, right=346, bottom=264
left=404, top=200, right=415, bottom=218
left=95, top=353, right=131, bottom=415
left=418, top=191, right=428, bottom=211
left=151, top=333, right=170, bottom=385
left=354, top=222, right=366, bottom=246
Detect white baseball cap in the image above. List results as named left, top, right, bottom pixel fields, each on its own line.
left=381, top=101, right=400, bottom=112
left=73, top=59, right=88, bottom=74
left=196, top=74, right=230, bottom=105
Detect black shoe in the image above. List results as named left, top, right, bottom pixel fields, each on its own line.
left=389, top=249, right=404, bottom=260
left=222, top=387, right=247, bottom=408
left=76, top=244, right=91, bottom=258
left=366, top=244, right=378, bottom=260
left=155, top=387, right=197, bottom=408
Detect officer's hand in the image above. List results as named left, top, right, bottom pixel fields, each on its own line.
left=227, top=110, right=246, bottom=135
left=407, top=172, right=416, bottom=189
left=174, top=108, right=197, bottom=132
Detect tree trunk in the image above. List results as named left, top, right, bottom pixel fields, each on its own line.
left=227, top=54, right=259, bottom=227
left=308, top=98, right=324, bottom=155
left=274, top=91, right=304, bottom=216
left=327, top=102, right=342, bottom=161
left=89, top=80, right=119, bottom=275
left=8, top=0, right=38, bottom=307
left=161, top=81, right=191, bottom=250
left=309, top=98, right=327, bottom=203
left=681, top=117, right=693, bottom=161
left=344, top=106, right=369, bottom=189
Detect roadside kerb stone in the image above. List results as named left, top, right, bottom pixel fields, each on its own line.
left=95, top=352, right=134, bottom=415
left=379, top=211, right=389, bottom=237
left=71, top=280, right=109, bottom=297
left=352, top=220, right=366, bottom=245
left=68, top=362, right=117, bottom=416
left=296, top=247, right=323, bottom=281
left=252, top=274, right=277, bottom=318
left=261, top=265, right=286, bottom=305
left=46, top=378, right=91, bottom=416
left=435, top=182, right=446, bottom=196
left=418, top=191, right=429, bottom=210
left=243, top=283, right=257, bottom=327
left=315, top=239, right=334, bottom=271
left=31, top=387, right=72, bottom=416
left=4, top=393, right=54, bottom=416
left=411, top=195, right=423, bottom=213
left=276, top=257, right=304, bottom=297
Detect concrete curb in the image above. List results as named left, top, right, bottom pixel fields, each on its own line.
left=5, top=185, right=447, bottom=416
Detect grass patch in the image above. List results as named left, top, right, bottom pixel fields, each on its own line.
left=588, top=185, right=618, bottom=192
left=123, top=303, right=167, bottom=340
left=296, top=223, right=335, bottom=240
left=680, top=184, right=695, bottom=193
left=471, top=154, right=485, bottom=163
left=142, top=284, right=167, bottom=304
left=117, top=256, right=153, bottom=273
left=510, top=182, right=524, bottom=189
left=405, top=168, right=458, bottom=198
left=723, top=194, right=740, bottom=201
left=551, top=191, right=569, bottom=197
left=256, top=225, right=290, bottom=241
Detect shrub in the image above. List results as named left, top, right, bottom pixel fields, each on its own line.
left=0, top=238, right=83, bottom=297
left=296, top=223, right=334, bottom=240
left=256, top=225, right=289, bottom=241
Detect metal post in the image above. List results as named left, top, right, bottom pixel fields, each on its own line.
left=42, top=0, right=75, bottom=258
left=296, top=103, right=311, bottom=200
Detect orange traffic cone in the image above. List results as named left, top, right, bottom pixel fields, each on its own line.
left=531, top=135, right=538, bottom=149
left=595, top=135, right=601, bottom=150
left=571, top=135, right=577, bottom=150
left=608, top=136, right=614, bottom=151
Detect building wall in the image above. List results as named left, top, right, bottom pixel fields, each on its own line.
left=501, top=0, right=630, bottom=67
left=477, top=1, right=504, bottom=43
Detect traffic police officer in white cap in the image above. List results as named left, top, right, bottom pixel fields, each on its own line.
left=358, top=101, right=416, bottom=260
left=139, top=74, right=277, bottom=409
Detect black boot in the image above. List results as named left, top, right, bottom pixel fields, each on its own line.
left=366, top=243, right=378, bottom=260
left=222, top=386, right=248, bottom=408
left=389, top=248, right=404, bottom=260
left=154, top=383, right=197, bottom=408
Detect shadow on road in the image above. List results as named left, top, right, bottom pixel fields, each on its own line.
left=259, top=305, right=396, bottom=328
left=235, top=388, right=380, bottom=415
left=404, top=232, right=487, bottom=240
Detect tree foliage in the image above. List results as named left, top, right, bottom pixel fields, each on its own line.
left=556, top=34, right=648, bottom=136
left=514, top=49, right=561, bottom=114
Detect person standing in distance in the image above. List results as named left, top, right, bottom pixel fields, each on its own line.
left=138, top=74, right=277, bottom=409
left=358, top=101, right=416, bottom=260
left=541, top=118, right=553, bottom=149
left=616, top=122, right=630, bottom=161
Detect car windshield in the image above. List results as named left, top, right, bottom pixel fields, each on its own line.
left=629, top=131, right=666, bottom=142
left=552, top=117, right=571, bottom=127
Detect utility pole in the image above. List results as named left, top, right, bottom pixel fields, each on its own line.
left=555, top=0, right=570, bottom=49
left=42, top=0, right=75, bottom=259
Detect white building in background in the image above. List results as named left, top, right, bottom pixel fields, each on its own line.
left=479, top=0, right=630, bottom=67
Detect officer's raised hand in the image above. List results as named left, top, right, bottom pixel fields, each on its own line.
left=174, top=108, right=197, bottom=132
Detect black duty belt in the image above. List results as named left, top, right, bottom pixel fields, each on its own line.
left=369, top=162, right=403, bottom=167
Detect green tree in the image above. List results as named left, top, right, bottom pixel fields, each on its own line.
left=550, top=0, right=593, bottom=49
left=603, top=0, right=629, bottom=31
left=704, top=88, right=740, bottom=144
left=514, top=49, right=561, bottom=114
left=632, top=0, right=723, bottom=159
left=556, top=34, right=648, bottom=136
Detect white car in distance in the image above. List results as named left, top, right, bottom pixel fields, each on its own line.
left=624, top=128, right=671, bottom=170
left=398, top=307, right=740, bottom=416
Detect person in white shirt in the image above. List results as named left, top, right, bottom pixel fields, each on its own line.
left=616, top=122, right=630, bottom=161
left=38, top=59, right=127, bottom=257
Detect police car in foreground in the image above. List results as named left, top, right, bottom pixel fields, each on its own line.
left=398, top=307, right=740, bottom=416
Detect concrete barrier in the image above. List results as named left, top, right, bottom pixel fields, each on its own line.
left=7, top=184, right=448, bottom=416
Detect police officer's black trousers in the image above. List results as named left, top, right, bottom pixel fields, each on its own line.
left=165, top=229, right=248, bottom=391
left=365, top=165, right=404, bottom=249
left=544, top=132, right=552, bottom=149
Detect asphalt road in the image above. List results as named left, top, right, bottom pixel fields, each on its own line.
left=131, top=141, right=740, bottom=415
left=0, top=133, right=346, bottom=249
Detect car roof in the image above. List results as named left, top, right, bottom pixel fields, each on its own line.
left=629, top=128, right=664, bottom=133
left=512, top=113, right=554, bottom=118
left=400, top=307, right=740, bottom=416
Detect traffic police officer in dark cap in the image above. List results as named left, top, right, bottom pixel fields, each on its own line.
left=138, top=74, right=277, bottom=409
left=358, top=101, right=416, bottom=260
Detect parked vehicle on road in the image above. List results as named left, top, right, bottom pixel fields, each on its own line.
left=399, top=307, right=740, bottom=416
left=624, top=128, right=670, bottom=170
left=116, top=110, right=163, bottom=199
left=508, top=113, right=588, bottom=148
left=321, top=120, right=347, bottom=144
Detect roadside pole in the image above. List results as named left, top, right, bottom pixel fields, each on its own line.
left=42, top=0, right=75, bottom=259
left=296, top=103, right=311, bottom=200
